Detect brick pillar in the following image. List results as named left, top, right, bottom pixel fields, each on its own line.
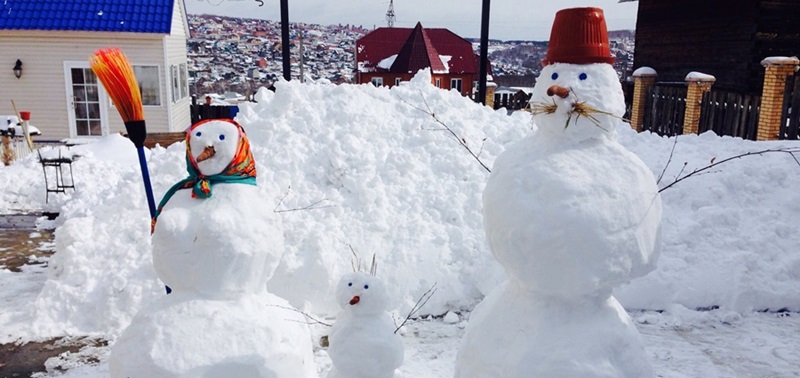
left=630, top=67, right=657, bottom=132
left=485, top=82, right=497, bottom=108
left=682, top=72, right=716, bottom=135
left=756, top=57, right=800, bottom=141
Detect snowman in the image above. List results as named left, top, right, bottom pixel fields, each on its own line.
left=455, top=8, right=662, bottom=378
left=327, top=272, right=404, bottom=378
left=109, top=119, right=317, bottom=377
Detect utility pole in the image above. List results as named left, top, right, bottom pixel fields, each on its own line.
left=280, top=0, right=291, bottom=81
left=477, top=0, right=490, bottom=105
left=386, top=0, right=396, bottom=28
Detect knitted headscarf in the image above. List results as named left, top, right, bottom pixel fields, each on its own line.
left=151, top=119, right=256, bottom=231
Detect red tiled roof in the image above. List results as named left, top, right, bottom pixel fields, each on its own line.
left=391, top=22, right=447, bottom=73
left=357, top=23, right=477, bottom=74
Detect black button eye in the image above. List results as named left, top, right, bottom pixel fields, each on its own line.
left=579, top=73, right=588, bottom=81
left=219, top=134, right=225, bottom=140
left=551, top=72, right=559, bottom=80
left=364, top=284, right=369, bottom=289
left=195, top=131, right=202, bottom=137
left=347, top=282, right=352, bottom=287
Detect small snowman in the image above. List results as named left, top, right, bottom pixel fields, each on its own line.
left=327, top=271, right=404, bottom=378
left=455, top=8, right=662, bottom=378
left=110, top=119, right=316, bottom=377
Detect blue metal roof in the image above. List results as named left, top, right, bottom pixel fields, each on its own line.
left=0, top=0, right=176, bottom=33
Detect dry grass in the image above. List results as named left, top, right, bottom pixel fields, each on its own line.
left=529, top=93, right=628, bottom=131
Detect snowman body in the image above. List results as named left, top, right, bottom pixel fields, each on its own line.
left=327, top=272, right=404, bottom=378
left=455, top=59, right=661, bottom=377
left=151, top=183, right=280, bottom=297
left=110, top=120, right=316, bottom=378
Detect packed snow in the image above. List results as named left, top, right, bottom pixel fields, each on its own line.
left=0, top=69, right=799, bottom=377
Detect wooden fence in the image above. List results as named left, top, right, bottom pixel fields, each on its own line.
left=699, top=90, right=761, bottom=140
left=642, top=83, right=686, bottom=136
left=780, top=72, right=800, bottom=140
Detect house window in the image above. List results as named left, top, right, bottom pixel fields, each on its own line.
left=435, top=78, right=441, bottom=88
left=171, top=63, right=190, bottom=102
left=133, top=65, right=161, bottom=106
left=395, top=77, right=402, bottom=86
left=371, top=77, right=384, bottom=87
left=179, top=64, right=189, bottom=99
left=451, top=78, right=463, bottom=93
left=171, top=65, right=180, bottom=102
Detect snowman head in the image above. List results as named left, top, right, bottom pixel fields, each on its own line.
left=530, top=7, right=624, bottom=142
left=530, top=63, right=625, bottom=141
left=335, top=272, right=389, bottom=316
left=186, top=119, right=249, bottom=176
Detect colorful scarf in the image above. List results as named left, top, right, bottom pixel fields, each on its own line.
left=151, top=119, right=257, bottom=231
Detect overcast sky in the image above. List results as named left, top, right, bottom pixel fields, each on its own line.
left=184, top=0, right=638, bottom=41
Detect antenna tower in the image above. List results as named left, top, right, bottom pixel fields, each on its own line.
left=386, top=0, right=396, bottom=28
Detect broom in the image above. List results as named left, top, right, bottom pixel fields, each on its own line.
left=90, top=48, right=157, bottom=219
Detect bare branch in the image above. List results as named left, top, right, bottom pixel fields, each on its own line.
left=398, top=92, right=492, bottom=173
left=395, top=283, right=437, bottom=334
left=274, top=186, right=334, bottom=213
left=267, top=304, right=332, bottom=327
left=657, top=136, right=679, bottom=185
left=659, top=147, right=800, bottom=193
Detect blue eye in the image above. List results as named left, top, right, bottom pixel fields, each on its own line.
left=347, top=282, right=352, bottom=287
left=579, top=73, right=588, bottom=80
left=219, top=134, right=225, bottom=140
left=551, top=72, right=559, bottom=80
left=364, top=284, right=369, bottom=289
left=195, top=131, right=202, bottom=137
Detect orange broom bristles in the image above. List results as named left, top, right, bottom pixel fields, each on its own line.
left=90, top=48, right=144, bottom=122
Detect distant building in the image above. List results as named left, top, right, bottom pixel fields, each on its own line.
left=631, top=0, right=800, bottom=94
left=356, top=22, right=486, bottom=97
left=0, top=0, right=191, bottom=139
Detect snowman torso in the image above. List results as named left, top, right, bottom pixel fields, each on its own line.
left=152, top=183, right=283, bottom=297
left=484, top=133, right=661, bottom=297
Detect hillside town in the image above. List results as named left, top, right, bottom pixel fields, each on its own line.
left=186, top=14, right=635, bottom=99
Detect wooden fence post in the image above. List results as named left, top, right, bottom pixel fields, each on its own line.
left=756, top=56, right=800, bottom=141
left=682, top=72, right=715, bottom=135
left=630, top=67, right=657, bottom=132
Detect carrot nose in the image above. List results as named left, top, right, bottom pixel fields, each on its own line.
left=349, top=296, right=360, bottom=305
left=196, top=145, right=216, bottom=162
left=547, top=85, right=570, bottom=99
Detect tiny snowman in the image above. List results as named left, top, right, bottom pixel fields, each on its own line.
left=455, top=8, right=662, bottom=378
left=327, top=271, right=404, bottom=378
left=110, top=119, right=316, bottom=378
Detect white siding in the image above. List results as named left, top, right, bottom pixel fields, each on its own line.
left=165, top=0, right=191, bottom=131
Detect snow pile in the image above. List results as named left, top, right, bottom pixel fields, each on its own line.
left=0, top=69, right=798, bottom=347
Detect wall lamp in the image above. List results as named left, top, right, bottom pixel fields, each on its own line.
left=13, top=59, right=22, bottom=79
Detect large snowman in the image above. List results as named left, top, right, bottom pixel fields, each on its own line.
left=455, top=8, right=662, bottom=378
left=110, top=119, right=317, bottom=377
left=326, top=272, right=404, bottom=378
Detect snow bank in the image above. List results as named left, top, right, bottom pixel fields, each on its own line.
left=1, top=70, right=799, bottom=343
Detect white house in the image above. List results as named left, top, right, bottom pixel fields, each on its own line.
left=0, top=0, right=191, bottom=140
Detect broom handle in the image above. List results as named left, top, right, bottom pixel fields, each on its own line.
left=136, top=147, right=157, bottom=219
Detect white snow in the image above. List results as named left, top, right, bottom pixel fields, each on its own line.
left=760, top=56, right=800, bottom=66
left=377, top=54, right=398, bottom=71
left=685, top=71, right=716, bottom=82
left=632, top=66, right=657, bottom=77
left=435, top=55, right=451, bottom=74
left=0, top=69, right=799, bottom=377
